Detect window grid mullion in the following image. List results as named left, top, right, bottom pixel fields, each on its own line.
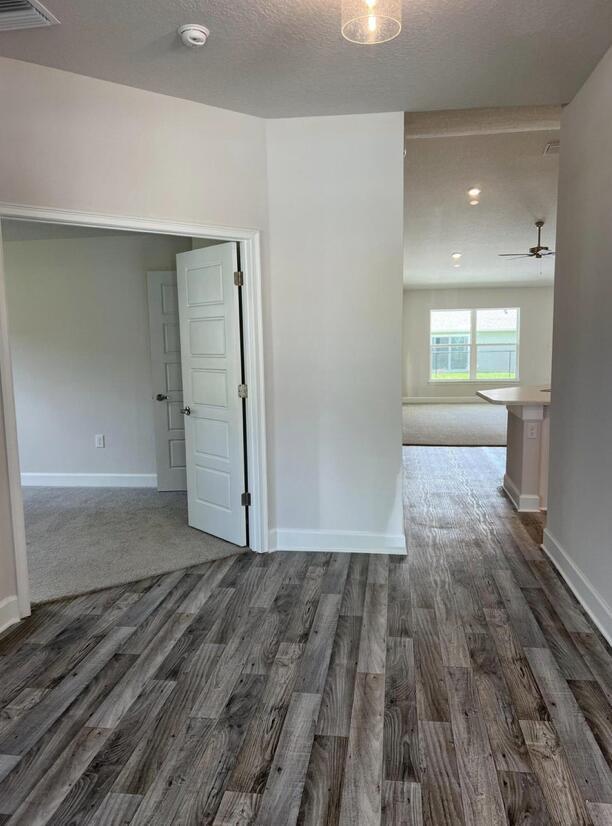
left=469, top=309, right=477, bottom=380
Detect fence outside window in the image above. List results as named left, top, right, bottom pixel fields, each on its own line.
left=430, top=308, right=519, bottom=381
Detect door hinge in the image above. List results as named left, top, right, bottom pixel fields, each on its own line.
left=234, top=270, right=244, bottom=287
left=238, top=383, right=248, bottom=399
left=241, top=491, right=251, bottom=507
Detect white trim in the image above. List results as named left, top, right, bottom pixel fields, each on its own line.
left=0, top=223, right=30, bottom=618
left=269, top=529, right=407, bottom=555
left=542, top=528, right=612, bottom=646
left=21, top=472, right=158, bottom=488
left=503, top=474, right=541, bottom=513
left=402, top=396, right=486, bottom=404
left=427, top=380, right=520, bottom=385
left=0, top=202, right=269, bottom=623
left=0, top=202, right=259, bottom=242
left=239, top=235, right=268, bottom=554
left=0, top=596, right=20, bottom=634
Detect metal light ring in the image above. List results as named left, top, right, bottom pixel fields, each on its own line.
left=341, top=15, right=401, bottom=44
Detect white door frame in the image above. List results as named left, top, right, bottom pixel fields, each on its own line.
left=0, top=202, right=269, bottom=619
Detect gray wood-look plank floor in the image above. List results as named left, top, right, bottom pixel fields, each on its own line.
left=0, top=446, right=611, bottom=825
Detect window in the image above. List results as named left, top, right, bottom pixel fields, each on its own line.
left=430, top=309, right=471, bottom=380
left=430, top=308, right=519, bottom=381
left=475, top=308, right=519, bottom=381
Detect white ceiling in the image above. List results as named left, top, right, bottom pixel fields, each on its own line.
left=404, top=116, right=560, bottom=289
left=0, top=0, right=611, bottom=117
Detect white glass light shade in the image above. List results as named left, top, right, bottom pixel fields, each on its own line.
left=341, top=0, right=401, bottom=44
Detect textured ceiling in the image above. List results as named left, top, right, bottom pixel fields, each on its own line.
left=404, top=120, right=560, bottom=288
left=0, top=0, right=611, bottom=117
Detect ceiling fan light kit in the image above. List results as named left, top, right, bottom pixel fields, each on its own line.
left=341, top=0, right=401, bottom=44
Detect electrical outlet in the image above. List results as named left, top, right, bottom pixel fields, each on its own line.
left=526, top=423, right=538, bottom=439
left=95, top=434, right=105, bottom=449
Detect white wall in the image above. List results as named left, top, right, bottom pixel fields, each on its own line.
left=266, top=113, right=405, bottom=550
left=0, top=59, right=268, bottom=231
left=3, top=231, right=190, bottom=481
left=544, top=45, right=612, bottom=643
left=402, top=286, right=554, bottom=400
left=0, top=57, right=407, bottom=614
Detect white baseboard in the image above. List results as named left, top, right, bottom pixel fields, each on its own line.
left=542, top=528, right=612, bottom=646
left=21, top=473, right=158, bottom=488
left=268, top=529, right=407, bottom=555
left=503, top=474, right=541, bottom=513
left=0, top=596, right=20, bottom=634
left=403, top=396, right=485, bottom=404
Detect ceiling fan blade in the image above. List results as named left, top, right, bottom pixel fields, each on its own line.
left=541, top=251, right=556, bottom=256
left=498, top=253, right=532, bottom=258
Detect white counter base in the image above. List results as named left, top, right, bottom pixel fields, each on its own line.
left=478, top=386, right=550, bottom=514
left=503, top=473, right=542, bottom=513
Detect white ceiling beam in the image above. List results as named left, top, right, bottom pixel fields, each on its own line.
left=405, top=106, right=562, bottom=140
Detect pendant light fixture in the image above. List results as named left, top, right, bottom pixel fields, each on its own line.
left=341, top=0, right=401, bottom=44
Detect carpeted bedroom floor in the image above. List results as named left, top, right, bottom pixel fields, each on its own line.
left=402, top=402, right=507, bottom=446
left=23, top=405, right=506, bottom=602
left=23, top=487, right=243, bottom=603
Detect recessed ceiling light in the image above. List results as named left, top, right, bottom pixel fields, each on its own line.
left=453, top=263, right=461, bottom=268
left=469, top=199, right=479, bottom=206
left=468, top=188, right=481, bottom=198
left=451, top=252, right=462, bottom=260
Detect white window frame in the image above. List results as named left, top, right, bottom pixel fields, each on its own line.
left=429, top=307, right=520, bottom=384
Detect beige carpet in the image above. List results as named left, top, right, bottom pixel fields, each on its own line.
left=402, top=403, right=507, bottom=446
left=23, top=487, right=244, bottom=603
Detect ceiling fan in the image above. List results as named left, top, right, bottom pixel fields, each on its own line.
left=499, top=220, right=555, bottom=259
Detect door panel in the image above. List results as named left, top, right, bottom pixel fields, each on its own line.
left=146, top=271, right=187, bottom=492
left=163, top=322, right=181, bottom=353
left=168, top=401, right=185, bottom=431
left=165, top=363, right=183, bottom=393
left=177, top=244, right=246, bottom=546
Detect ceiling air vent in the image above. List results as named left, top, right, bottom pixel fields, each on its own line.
left=0, top=0, right=59, bottom=31
left=543, top=140, right=560, bottom=156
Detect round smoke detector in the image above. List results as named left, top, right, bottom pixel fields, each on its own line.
left=178, top=24, right=210, bottom=48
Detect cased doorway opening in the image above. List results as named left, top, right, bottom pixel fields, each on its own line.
left=0, top=216, right=266, bottom=608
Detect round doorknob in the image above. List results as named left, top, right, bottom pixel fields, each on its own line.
left=180, top=406, right=191, bottom=416
left=156, top=393, right=168, bottom=401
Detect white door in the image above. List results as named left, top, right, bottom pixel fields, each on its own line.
left=146, top=271, right=187, bottom=492
left=176, top=244, right=247, bottom=546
